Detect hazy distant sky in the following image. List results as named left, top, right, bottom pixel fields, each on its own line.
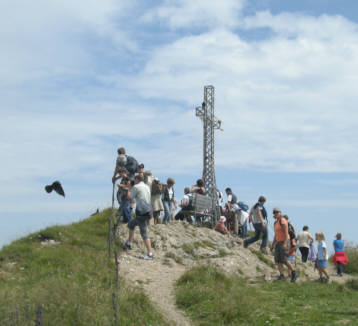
left=1, top=0, right=358, bottom=251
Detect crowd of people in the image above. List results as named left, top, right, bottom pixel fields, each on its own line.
left=111, top=147, right=349, bottom=280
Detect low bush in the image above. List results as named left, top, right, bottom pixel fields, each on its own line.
left=344, top=245, right=358, bottom=275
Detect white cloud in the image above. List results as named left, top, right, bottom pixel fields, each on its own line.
left=142, top=0, right=246, bottom=29
left=122, top=12, right=358, bottom=172
left=2, top=1, right=358, bottom=243
left=0, top=0, right=137, bottom=86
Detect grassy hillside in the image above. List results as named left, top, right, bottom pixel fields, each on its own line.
left=0, top=209, right=168, bottom=326
left=175, top=266, right=358, bottom=326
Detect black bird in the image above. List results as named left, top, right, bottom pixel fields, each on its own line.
left=45, top=181, right=65, bottom=197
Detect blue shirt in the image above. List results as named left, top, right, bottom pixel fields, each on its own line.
left=333, top=239, right=344, bottom=252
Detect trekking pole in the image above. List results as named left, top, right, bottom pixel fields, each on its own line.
left=112, top=182, right=115, bottom=210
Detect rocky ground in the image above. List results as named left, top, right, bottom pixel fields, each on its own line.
left=117, top=222, right=353, bottom=326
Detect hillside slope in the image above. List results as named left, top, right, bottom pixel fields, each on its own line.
left=0, top=209, right=354, bottom=326
left=118, top=221, right=353, bottom=326
left=0, top=209, right=168, bottom=326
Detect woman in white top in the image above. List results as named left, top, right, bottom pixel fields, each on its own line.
left=296, top=226, right=314, bottom=263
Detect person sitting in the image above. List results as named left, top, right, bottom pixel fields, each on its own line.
left=191, top=179, right=205, bottom=195
left=175, top=187, right=194, bottom=222
left=215, top=216, right=230, bottom=236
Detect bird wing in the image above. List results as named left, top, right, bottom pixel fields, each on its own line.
left=52, top=181, right=65, bottom=197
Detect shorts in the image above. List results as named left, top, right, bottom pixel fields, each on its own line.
left=317, top=260, right=328, bottom=268
left=274, top=241, right=289, bottom=264
left=127, top=213, right=150, bottom=241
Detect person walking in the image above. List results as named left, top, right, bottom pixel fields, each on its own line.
left=123, top=174, right=154, bottom=260
left=296, top=226, right=314, bottom=263
left=162, top=178, right=175, bottom=224
left=333, top=233, right=349, bottom=276
left=244, top=196, right=268, bottom=253
left=270, top=208, right=297, bottom=282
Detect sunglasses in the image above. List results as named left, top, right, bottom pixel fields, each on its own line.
left=273, top=211, right=280, bottom=214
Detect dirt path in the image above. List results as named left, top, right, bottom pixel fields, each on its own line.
left=119, top=251, right=192, bottom=326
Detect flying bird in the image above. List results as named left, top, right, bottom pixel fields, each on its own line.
left=45, top=181, right=65, bottom=197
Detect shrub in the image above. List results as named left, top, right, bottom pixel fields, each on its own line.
left=344, top=245, right=358, bottom=275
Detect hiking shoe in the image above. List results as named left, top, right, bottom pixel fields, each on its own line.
left=123, top=242, right=132, bottom=250
left=142, top=253, right=154, bottom=260
left=290, top=270, right=297, bottom=283
left=243, top=240, right=248, bottom=248
left=277, top=274, right=285, bottom=281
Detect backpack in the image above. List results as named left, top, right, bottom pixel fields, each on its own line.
left=125, top=156, right=138, bottom=175
left=280, top=219, right=296, bottom=240
left=288, top=223, right=296, bottom=240
left=151, top=179, right=164, bottom=195
left=238, top=201, right=249, bottom=212
left=253, top=202, right=267, bottom=220
left=186, top=193, right=194, bottom=210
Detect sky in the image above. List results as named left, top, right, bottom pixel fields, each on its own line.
left=1, top=0, right=358, bottom=252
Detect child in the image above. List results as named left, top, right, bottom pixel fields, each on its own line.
left=333, top=233, right=349, bottom=276
left=215, top=216, right=230, bottom=237
left=287, top=238, right=297, bottom=276
left=315, top=232, right=330, bottom=282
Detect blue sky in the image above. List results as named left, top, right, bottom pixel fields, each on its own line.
left=1, top=0, right=358, bottom=252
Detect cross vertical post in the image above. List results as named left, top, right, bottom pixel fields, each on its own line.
left=195, top=85, right=222, bottom=225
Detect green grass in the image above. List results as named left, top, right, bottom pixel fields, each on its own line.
left=344, top=245, right=358, bottom=275
left=0, top=209, right=168, bottom=326
left=176, top=265, right=358, bottom=326
left=182, top=243, right=195, bottom=255
left=250, top=248, right=276, bottom=269
left=165, top=252, right=183, bottom=264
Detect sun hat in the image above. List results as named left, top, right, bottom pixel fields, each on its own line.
left=219, top=216, right=226, bottom=222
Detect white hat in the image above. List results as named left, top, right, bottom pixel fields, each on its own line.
left=219, top=216, right=226, bottom=222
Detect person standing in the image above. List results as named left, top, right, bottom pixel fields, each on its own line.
left=270, top=208, right=297, bottom=282
left=124, top=174, right=154, bottom=260
left=116, top=168, right=131, bottom=223
left=244, top=196, right=268, bottom=253
left=296, top=226, right=314, bottom=263
left=333, top=233, right=349, bottom=276
left=162, top=178, right=175, bottom=224
left=315, top=232, right=329, bottom=282
left=144, top=170, right=164, bottom=225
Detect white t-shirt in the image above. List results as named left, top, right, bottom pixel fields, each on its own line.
left=130, top=181, right=151, bottom=212
left=181, top=194, right=190, bottom=207
left=168, top=187, right=174, bottom=200
left=317, top=241, right=328, bottom=261
left=250, top=204, right=265, bottom=224
left=297, top=231, right=313, bottom=248
left=239, top=210, right=249, bottom=225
